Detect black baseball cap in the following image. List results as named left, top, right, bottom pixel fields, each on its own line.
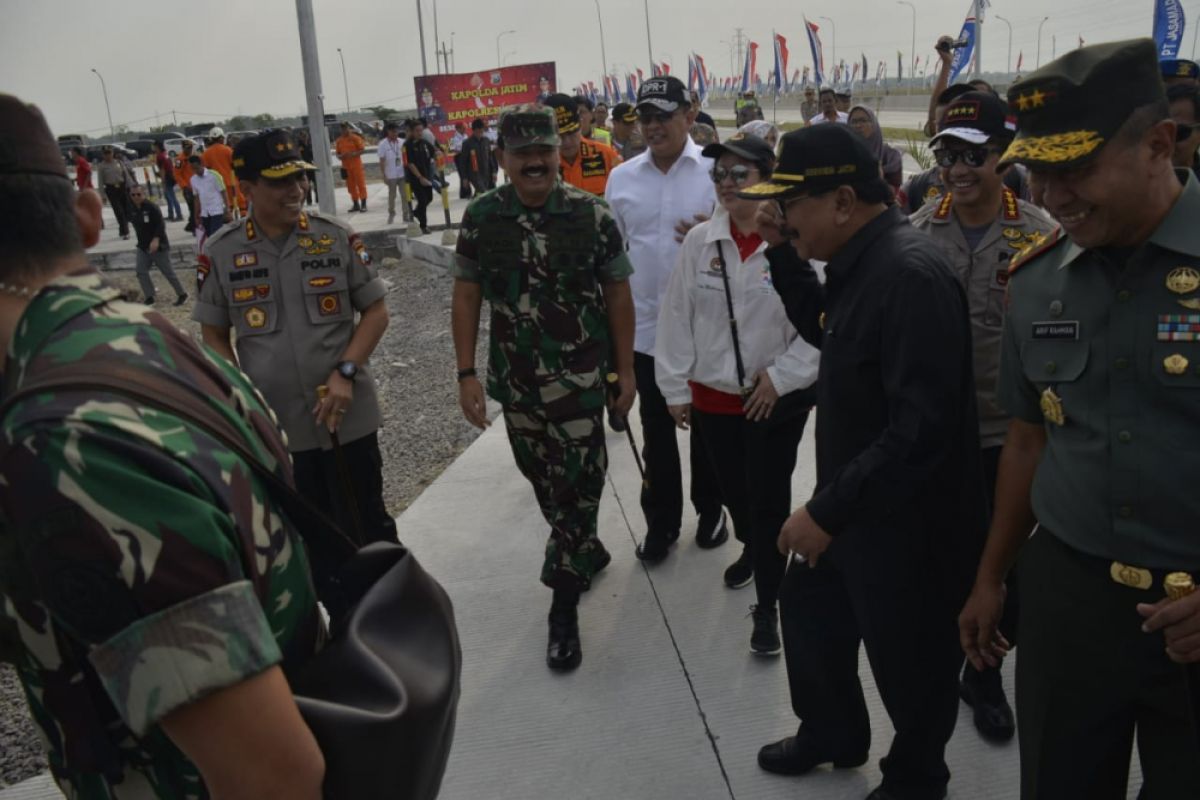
left=544, top=94, right=581, bottom=134
left=233, top=128, right=315, bottom=180
left=1000, top=39, right=1164, bottom=170
left=612, top=102, right=637, bottom=123
left=930, top=91, right=1016, bottom=147
left=701, top=132, right=775, bottom=172
left=1162, top=58, right=1200, bottom=80
left=737, top=124, right=879, bottom=200
left=636, top=76, right=691, bottom=113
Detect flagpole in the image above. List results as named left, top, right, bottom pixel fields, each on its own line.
left=772, top=29, right=778, bottom=124
left=974, top=0, right=983, bottom=79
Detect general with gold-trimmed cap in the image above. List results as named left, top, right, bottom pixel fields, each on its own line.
left=193, top=128, right=400, bottom=554
left=960, top=37, right=1200, bottom=799
left=747, top=121, right=988, bottom=799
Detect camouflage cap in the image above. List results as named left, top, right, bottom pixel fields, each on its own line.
left=498, top=104, right=560, bottom=150
left=0, top=94, right=69, bottom=180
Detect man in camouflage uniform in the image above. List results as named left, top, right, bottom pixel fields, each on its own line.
left=450, top=105, right=636, bottom=672
left=909, top=90, right=1057, bottom=744
left=0, top=95, right=325, bottom=798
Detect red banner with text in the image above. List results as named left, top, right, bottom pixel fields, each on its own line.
left=414, top=62, right=557, bottom=144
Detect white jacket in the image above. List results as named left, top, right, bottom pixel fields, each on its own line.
left=654, top=207, right=820, bottom=405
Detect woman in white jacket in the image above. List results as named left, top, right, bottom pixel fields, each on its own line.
left=655, top=134, right=820, bottom=656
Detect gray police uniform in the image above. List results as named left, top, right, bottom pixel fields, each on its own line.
left=999, top=170, right=1200, bottom=797
left=192, top=211, right=386, bottom=453
left=911, top=186, right=1057, bottom=449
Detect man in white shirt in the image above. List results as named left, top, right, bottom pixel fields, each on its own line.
left=377, top=121, right=406, bottom=224
left=605, top=75, right=728, bottom=564
left=188, top=154, right=229, bottom=238
left=808, top=88, right=850, bottom=126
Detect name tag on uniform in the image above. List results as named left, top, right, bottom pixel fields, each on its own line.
left=1032, top=320, right=1079, bottom=340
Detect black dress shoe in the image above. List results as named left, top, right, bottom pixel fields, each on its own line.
left=547, top=607, right=581, bottom=672
left=865, top=785, right=947, bottom=800
left=758, top=734, right=868, bottom=776
left=695, top=509, right=729, bottom=549
left=960, top=664, right=1015, bottom=742
left=635, top=530, right=679, bottom=563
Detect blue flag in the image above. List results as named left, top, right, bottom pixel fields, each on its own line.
left=948, top=11, right=979, bottom=83
left=1154, top=0, right=1187, bottom=59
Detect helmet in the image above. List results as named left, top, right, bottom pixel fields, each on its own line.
left=208, top=126, right=225, bottom=139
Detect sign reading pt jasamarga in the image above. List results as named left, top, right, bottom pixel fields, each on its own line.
left=413, top=62, right=557, bottom=144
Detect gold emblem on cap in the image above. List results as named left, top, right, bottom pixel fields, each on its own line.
left=1164, top=354, right=1189, bottom=375
left=1166, top=267, right=1200, bottom=294
left=1000, top=130, right=1104, bottom=164
left=1014, top=88, right=1049, bottom=112
left=1040, top=387, right=1065, bottom=425
left=1110, top=562, right=1153, bottom=591
left=1164, top=572, right=1196, bottom=600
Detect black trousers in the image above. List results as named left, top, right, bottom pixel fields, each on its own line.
left=633, top=352, right=721, bottom=537
left=779, top=524, right=965, bottom=798
left=1016, top=531, right=1200, bottom=800
left=292, top=430, right=397, bottom=578
left=105, top=185, right=131, bottom=236
left=409, top=182, right=433, bottom=227
left=692, top=393, right=809, bottom=610
left=181, top=187, right=196, bottom=228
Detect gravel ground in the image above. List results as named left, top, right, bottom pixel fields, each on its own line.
left=0, top=254, right=490, bottom=788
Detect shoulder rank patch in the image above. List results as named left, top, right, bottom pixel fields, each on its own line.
left=298, top=212, right=310, bottom=231
left=244, top=219, right=257, bottom=241
left=933, top=191, right=954, bottom=221
left=1008, top=226, right=1063, bottom=276
left=1002, top=187, right=1020, bottom=221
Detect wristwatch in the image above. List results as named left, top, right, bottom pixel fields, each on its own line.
left=456, top=367, right=477, bottom=381
left=336, top=360, right=358, bottom=381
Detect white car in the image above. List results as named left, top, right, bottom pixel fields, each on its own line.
left=163, top=137, right=203, bottom=157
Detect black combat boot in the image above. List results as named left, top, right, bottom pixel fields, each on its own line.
left=547, top=589, right=581, bottom=672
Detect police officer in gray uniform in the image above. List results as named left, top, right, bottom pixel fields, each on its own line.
left=959, top=40, right=1200, bottom=798
left=910, top=90, right=1056, bottom=743
left=193, top=130, right=397, bottom=553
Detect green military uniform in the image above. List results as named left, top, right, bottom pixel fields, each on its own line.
left=996, top=39, right=1200, bottom=798
left=0, top=271, right=323, bottom=799
left=453, top=111, right=633, bottom=591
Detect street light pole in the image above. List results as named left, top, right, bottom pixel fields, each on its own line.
left=820, top=16, right=837, bottom=71
left=496, top=29, right=515, bottom=68
left=593, top=0, right=608, bottom=91
left=450, top=32, right=456, bottom=72
left=1037, top=16, right=1049, bottom=68
left=294, top=0, right=336, bottom=215
left=336, top=48, right=350, bottom=113
left=995, top=14, right=1013, bottom=74
left=433, top=0, right=441, bottom=74
left=897, top=2, right=915, bottom=87
left=643, top=0, right=654, bottom=74
left=90, top=68, right=115, bottom=142
left=416, top=0, right=428, bottom=75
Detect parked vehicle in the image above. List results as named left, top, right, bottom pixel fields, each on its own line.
left=162, top=137, right=202, bottom=157
left=125, top=139, right=157, bottom=158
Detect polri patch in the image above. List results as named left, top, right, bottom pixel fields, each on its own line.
left=1032, top=320, right=1079, bottom=340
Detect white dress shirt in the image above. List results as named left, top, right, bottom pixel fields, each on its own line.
left=377, top=137, right=405, bottom=181
left=190, top=170, right=226, bottom=217
left=655, top=206, right=820, bottom=404
left=809, top=111, right=850, bottom=125
left=605, top=137, right=716, bottom=355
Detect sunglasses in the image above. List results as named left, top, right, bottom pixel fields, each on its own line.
left=933, top=146, right=1000, bottom=168
left=710, top=165, right=757, bottom=185
left=637, top=109, right=676, bottom=126
left=1177, top=122, right=1200, bottom=141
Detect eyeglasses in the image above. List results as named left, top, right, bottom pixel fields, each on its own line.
left=637, top=109, right=676, bottom=126
left=1177, top=122, right=1200, bottom=141
left=933, top=146, right=1000, bottom=169
left=710, top=165, right=758, bottom=185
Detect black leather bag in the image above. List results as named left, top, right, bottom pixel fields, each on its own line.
left=2, top=363, right=462, bottom=800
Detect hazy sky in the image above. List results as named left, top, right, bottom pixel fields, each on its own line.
left=0, top=0, right=1175, bottom=137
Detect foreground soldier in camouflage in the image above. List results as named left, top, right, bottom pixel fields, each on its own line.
left=0, top=95, right=325, bottom=798
left=451, top=105, right=636, bottom=672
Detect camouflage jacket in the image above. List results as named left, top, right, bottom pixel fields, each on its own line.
left=0, top=271, right=323, bottom=799
left=452, top=181, right=633, bottom=417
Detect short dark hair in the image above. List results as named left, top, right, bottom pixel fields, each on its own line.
left=819, top=88, right=835, bottom=98
left=1113, top=100, right=1171, bottom=147
left=937, top=83, right=976, bottom=106
left=0, top=174, right=83, bottom=280
left=385, top=121, right=401, bottom=132
left=1168, top=84, right=1200, bottom=119
left=574, top=95, right=595, bottom=111
left=70, top=146, right=84, bottom=157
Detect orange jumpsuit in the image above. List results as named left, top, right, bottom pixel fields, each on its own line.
left=203, top=142, right=246, bottom=215
left=335, top=132, right=368, bottom=202
left=559, top=137, right=622, bottom=196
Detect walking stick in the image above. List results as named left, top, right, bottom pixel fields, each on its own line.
left=317, top=385, right=365, bottom=545
left=605, top=372, right=647, bottom=488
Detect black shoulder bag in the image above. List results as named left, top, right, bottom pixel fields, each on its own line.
left=1, top=363, right=462, bottom=800
left=714, top=240, right=752, bottom=399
